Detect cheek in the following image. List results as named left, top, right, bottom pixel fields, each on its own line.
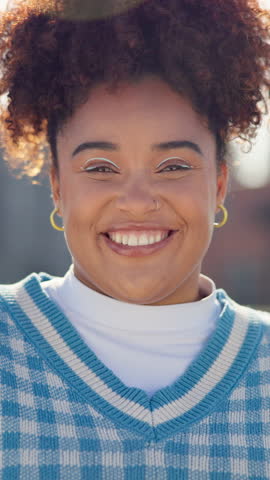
left=167, top=176, right=215, bottom=218
left=61, top=180, right=113, bottom=238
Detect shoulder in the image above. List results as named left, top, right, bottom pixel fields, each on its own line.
left=0, top=272, right=54, bottom=313
left=218, top=289, right=270, bottom=341
left=232, top=300, right=270, bottom=327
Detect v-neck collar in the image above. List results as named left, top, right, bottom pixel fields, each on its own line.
left=0, top=272, right=263, bottom=441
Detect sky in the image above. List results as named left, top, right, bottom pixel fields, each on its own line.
left=0, top=0, right=270, bottom=188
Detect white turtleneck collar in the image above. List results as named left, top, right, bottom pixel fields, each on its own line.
left=42, top=265, right=221, bottom=397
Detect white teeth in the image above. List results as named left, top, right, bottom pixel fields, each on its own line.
left=108, top=231, right=169, bottom=246
left=115, top=233, right=122, bottom=244
left=138, top=234, right=148, bottom=246
left=128, top=234, right=139, bottom=246
left=122, top=234, right=129, bottom=245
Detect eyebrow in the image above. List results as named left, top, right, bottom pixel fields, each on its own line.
left=152, top=140, right=203, bottom=156
left=72, top=140, right=203, bottom=157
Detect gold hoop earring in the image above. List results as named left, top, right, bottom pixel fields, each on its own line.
left=50, top=207, right=64, bottom=231
left=214, top=204, right=228, bottom=228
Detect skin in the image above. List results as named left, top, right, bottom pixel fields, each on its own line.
left=50, top=75, right=228, bottom=306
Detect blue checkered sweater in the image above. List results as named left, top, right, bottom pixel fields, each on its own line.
left=0, top=272, right=270, bottom=479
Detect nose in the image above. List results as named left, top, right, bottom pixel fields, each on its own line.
left=114, top=174, right=160, bottom=216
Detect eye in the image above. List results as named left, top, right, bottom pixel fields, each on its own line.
left=160, top=164, right=192, bottom=172
left=156, top=156, right=193, bottom=173
left=80, top=157, right=119, bottom=174
left=83, top=165, right=116, bottom=173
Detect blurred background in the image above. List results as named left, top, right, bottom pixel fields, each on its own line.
left=0, top=0, right=269, bottom=309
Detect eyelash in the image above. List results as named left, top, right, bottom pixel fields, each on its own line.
left=83, top=164, right=192, bottom=173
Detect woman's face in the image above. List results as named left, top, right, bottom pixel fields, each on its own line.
left=50, top=75, right=228, bottom=305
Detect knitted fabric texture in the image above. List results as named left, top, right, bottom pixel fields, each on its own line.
left=0, top=271, right=270, bottom=479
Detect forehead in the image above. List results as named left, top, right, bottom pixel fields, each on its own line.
left=57, top=75, right=215, bottom=156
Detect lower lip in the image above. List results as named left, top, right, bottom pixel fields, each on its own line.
left=101, top=231, right=178, bottom=257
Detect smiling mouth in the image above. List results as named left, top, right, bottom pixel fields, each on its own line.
left=103, top=230, right=174, bottom=247
left=101, top=230, right=178, bottom=257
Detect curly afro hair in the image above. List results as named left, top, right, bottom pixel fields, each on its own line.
left=0, top=0, right=270, bottom=181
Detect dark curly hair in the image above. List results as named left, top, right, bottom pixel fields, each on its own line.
left=0, top=0, right=269, bottom=181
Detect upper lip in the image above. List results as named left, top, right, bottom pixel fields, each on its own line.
left=102, top=224, right=178, bottom=233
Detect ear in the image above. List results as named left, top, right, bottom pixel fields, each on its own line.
left=49, top=166, right=63, bottom=216
left=216, top=163, right=228, bottom=211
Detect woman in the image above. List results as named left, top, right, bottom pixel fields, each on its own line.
left=0, top=0, right=270, bottom=478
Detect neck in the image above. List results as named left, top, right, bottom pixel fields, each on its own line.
left=73, top=264, right=206, bottom=306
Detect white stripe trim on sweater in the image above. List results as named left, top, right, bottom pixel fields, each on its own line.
left=17, top=285, right=152, bottom=425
